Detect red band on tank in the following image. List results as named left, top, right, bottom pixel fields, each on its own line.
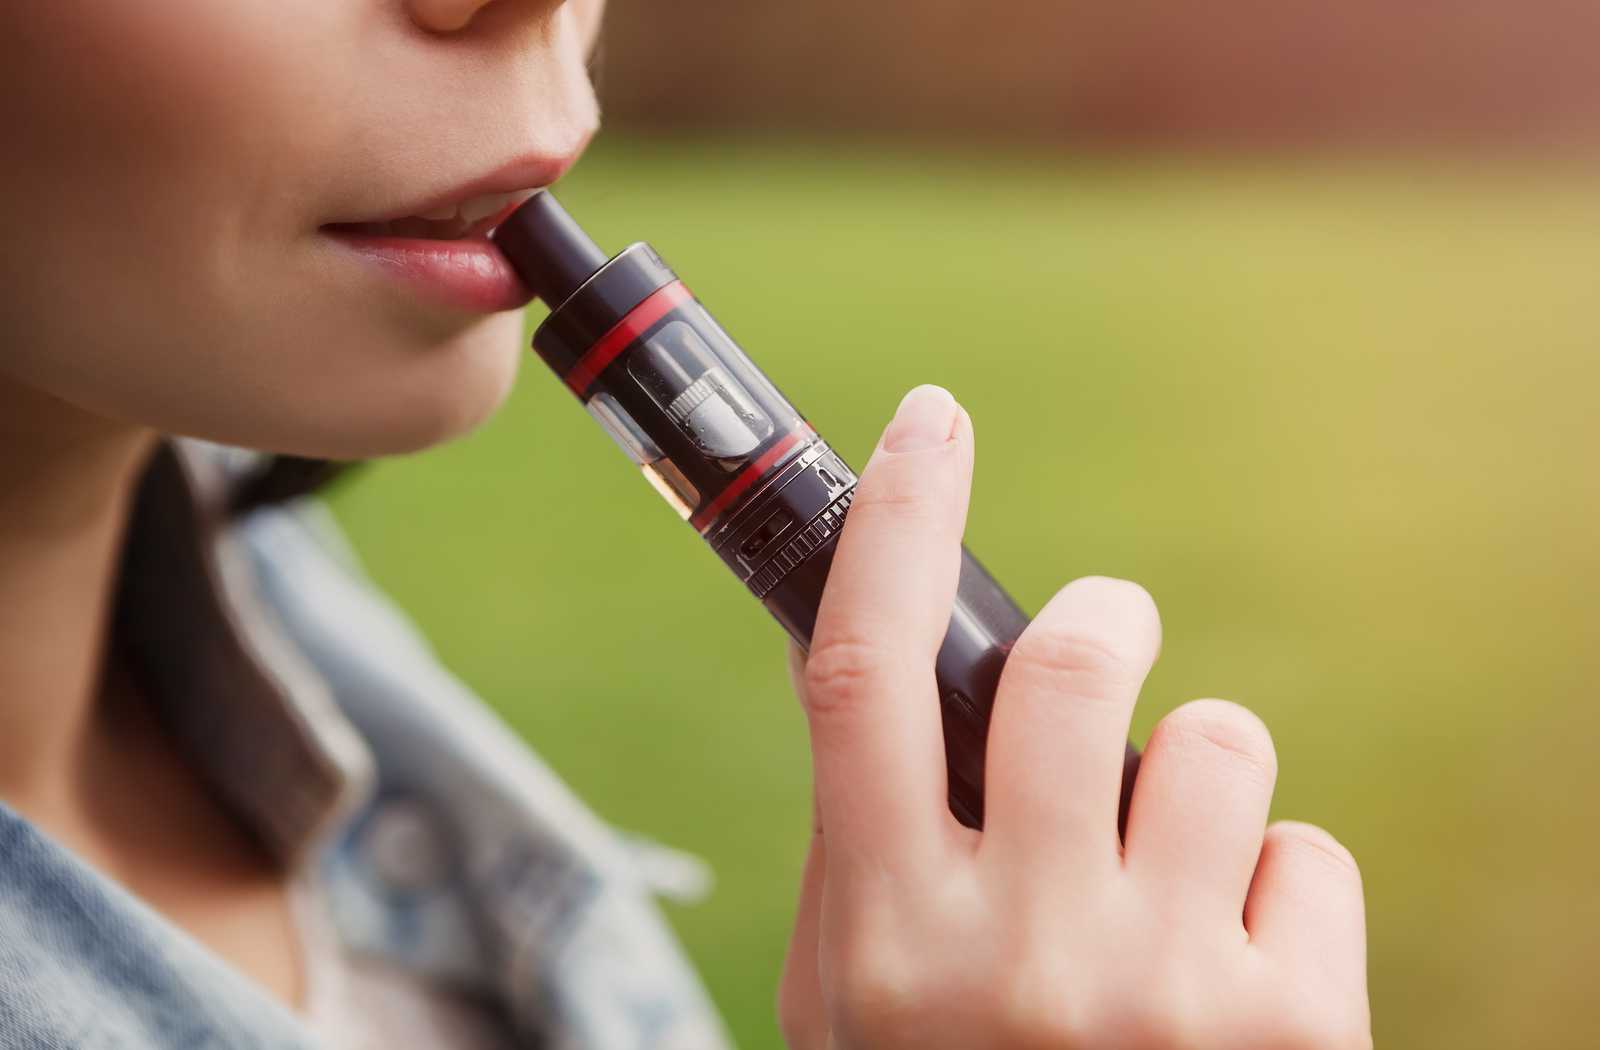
left=565, top=281, right=694, bottom=397
left=692, top=427, right=812, bottom=533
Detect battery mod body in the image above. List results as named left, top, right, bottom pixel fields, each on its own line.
left=493, top=194, right=1136, bottom=829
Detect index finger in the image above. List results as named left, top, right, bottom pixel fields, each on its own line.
left=802, top=385, right=973, bottom=869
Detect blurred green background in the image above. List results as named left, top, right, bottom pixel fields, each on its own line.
left=327, top=137, right=1599, bottom=1048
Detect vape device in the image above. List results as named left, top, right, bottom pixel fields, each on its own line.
left=492, top=193, right=1137, bottom=829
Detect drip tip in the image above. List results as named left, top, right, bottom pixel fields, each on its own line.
left=491, top=192, right=609, bottom=308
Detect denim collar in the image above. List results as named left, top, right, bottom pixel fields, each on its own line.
left=114, top=440, right=375, bottom=865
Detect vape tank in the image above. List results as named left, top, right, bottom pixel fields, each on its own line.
left=492, top=193, right=1137, bottom=829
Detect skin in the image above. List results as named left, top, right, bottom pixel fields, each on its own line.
left=0, top=2, right=1370, bottom=1045
left=0, top=0, right=604, bottom=1011
left=779, top=387, right=1370, bottom=1048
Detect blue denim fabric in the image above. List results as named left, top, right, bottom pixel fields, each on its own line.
left=243, top=502, right=732, bottom=1049
left=0, top=806, right=322, bottom=1050
left=0, top=440, right=733, bottom=1050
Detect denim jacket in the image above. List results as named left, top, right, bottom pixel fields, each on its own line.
left=0, top=440, right=734, bottom=1050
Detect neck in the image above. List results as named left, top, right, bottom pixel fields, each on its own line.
left=0, top=377, right=157, bottom=807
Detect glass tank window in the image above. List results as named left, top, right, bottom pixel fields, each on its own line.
left=586, top=392, right=699, bottom=518
left=585, top=392, right=661, bottom=466
left=630, top=321, right=774, bottom=463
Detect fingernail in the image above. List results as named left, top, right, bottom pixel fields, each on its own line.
left=882, top=385, right=958, bottom=452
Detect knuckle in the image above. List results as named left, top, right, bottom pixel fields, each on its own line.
left=1121, top=1007, right=1205, bottom=1050
left=851, top=479, right=929, bottom=516
left=1269, top=821, right=1363, bottom=885
left=801, top=637, right=888, bottom=717
left=1120, top=998, right=1203, bottom=1043
left=998, top=979, right=1092, bottom=1049
left=994, top=941, right=1208, bottom=1050
left=989, top=942, right=1082, bottom=1047
left=1117, top=964, right=1209, bottom=1048
left=1006, top=1009, right=1091, bottom=1049
left=852, top=447, right=961, bottom=522
left=847, top=479, right=945, bottom=536
left=830, top=942, right=925, bottom=1043
left=1154, top=699, right=1278, bottom=788
left=1010, top=626, right=1140, bottom=704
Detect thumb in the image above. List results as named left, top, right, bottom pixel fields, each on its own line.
left=778, top=642, right=830, bottom=1049
left=777, top=827, right=828, bottom=1050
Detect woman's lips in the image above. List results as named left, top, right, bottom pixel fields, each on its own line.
left=325, top=190, right=532, bottom=241
left=326, top=230, right=533, bottom=314
left=318, top=150, right=588, bottom=315
left=322, top=197, right=535, bottom=314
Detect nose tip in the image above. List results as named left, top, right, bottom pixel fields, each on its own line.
left=406, top=0, right=479, bottom=33
left=408, top=0, right=559, bottom=33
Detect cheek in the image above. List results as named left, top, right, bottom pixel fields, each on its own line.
left=2, top=3, right=561, bottom=461
left=88, top=299, right=530, bottom=461
left=2, top=3, right=347, bottom=240
left=0, top=2, right=350, bottom=372
left=0, top=3, right=525, bottom=457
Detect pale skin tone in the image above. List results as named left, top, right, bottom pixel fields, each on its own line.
left=0, top=1, right=1369, bottom=1046
left=778, top=387, right=1369, bottom=1048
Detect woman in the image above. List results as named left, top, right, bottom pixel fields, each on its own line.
left=0, top=1, right=1371, bottom=1047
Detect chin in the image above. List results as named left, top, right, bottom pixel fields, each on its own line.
left=277, top=312, right=528, bottom=460
left=382, top=314, right=529, bottom=456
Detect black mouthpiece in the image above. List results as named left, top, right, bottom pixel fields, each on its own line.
left=492, top=192, right=609, bottom=308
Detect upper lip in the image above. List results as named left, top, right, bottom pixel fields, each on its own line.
left=325, top=148, right=586, bottom=232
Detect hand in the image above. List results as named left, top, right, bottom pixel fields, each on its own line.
left=777, top=386, right=1371, bottom=1050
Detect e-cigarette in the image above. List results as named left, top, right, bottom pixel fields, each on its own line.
left=491, top=193, right=1137, bottom=829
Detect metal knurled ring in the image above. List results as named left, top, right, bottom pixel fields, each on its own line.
left=746, top=487, right=856, bottom=599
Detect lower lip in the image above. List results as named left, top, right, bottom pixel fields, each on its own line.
left=324, top=231, right=533, bottom=314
